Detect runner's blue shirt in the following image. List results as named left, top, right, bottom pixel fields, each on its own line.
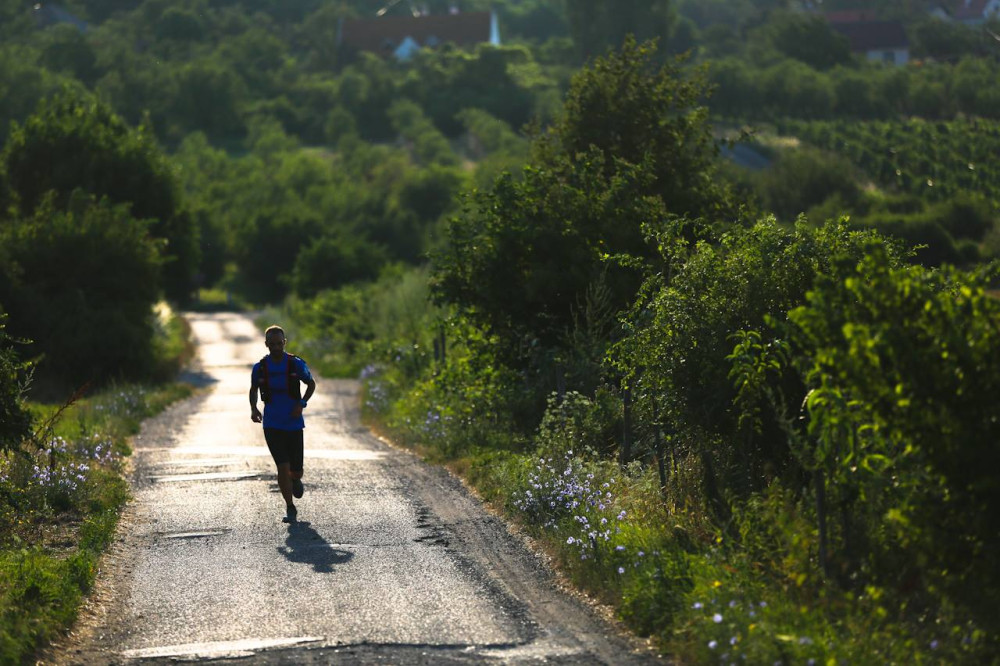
left=251, top=353, right=313, bottom=430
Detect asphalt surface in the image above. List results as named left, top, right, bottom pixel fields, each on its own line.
left=48, top=312, right=666, bottom=665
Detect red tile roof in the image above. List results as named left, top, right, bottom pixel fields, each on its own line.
left=339, top=12, right=491, bottom=55
left=825, top=10, right=880, bottom=23
left=953, top=0, right=991, bottom=20
left=831, top=21, right=909, bottom=52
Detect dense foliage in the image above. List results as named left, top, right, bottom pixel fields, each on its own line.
left=433, top=39, right=728, bottom=392
left=329, top=37, right=1000, bottom=663
left=1, top=93, right=197, bottom=301
left=733, top=250, right=1000, bottom=625
left=0, top=195, right=162, bottom=389
left=6, top=0, right=1000, bottom=661
left=780, top=118, right=1000, bottom=202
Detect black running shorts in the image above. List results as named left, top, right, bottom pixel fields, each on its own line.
left=263, top=428, right=304, bottom=472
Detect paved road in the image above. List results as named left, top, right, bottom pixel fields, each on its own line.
left=51, top=312, right=664, bottom=665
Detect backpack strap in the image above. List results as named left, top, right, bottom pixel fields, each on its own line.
left=259, top=355, right=272, bottom=403
left=260, top=354, right=305, bottom=403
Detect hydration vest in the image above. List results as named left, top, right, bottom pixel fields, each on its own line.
left=259, top=353, right=304, bottom=403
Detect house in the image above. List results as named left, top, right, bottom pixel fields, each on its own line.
left=828, top=18, right=911, bottom=65
left=337, top=10, right=500, bottom=62
left=940, top=0, right=1000, bottom=24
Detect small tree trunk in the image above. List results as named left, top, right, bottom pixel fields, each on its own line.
left=653, top=401, right=667, bottom=498
left=656, top=431, right=667, bottom=500
left=620, top=386, right=632, bottom=467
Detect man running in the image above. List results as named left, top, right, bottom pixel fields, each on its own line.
left=250, top=325, right=316, bottom=523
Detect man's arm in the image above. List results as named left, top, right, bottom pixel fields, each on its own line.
left=250, top=374, right=262, bottom=423
left=290, top=378, right=315, bottom=419
left=302, top=377, right=316, bottom=404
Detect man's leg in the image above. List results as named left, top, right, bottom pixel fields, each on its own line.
left=265, top=428, right=297, bottom=521
left=276, top=462, right=294, bottom=505
left=289, top=430, right=304, bottom=498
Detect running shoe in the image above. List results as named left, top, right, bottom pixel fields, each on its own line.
left=292, top=478, right=304, bottom=499
left=282, top=504, right=298, bottom=523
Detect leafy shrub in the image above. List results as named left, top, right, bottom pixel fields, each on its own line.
left=386, top=320, right=528, bottom=456
left=862, top=214, right=962, bottom=267
left=289, top=234, right=387, bottom=298
left=930, top=193, right=995, bottom=242
left=614, top=219, right=902, bottom=500
left=534, top=390, right=620, bottom=461
left=755, top=147, right=862, bottom=223
left=732, top=247, right=1000, bottom=651
left=1, top=91, right=197, bottom=301
left=0, top=195, right=161, bottom=388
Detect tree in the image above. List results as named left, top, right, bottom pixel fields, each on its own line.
left=538, top=37, right=728, bottom=218
left=289, top=234, right=387, bottom=297
left=755, top=10, right=852, bottom=70
left=0, top=92, right=198, bottom=301
left=738, top=248, right=1000, bottom=628
left=432, top=39, right=728, bottom=381
left=404, top=45, right=541, bottom=136
left=154, top=7, right=207, bottom=42
left=39, top=25, right=99, bottom=85
left=0, top=46, right=81, bottom=144
left=170, top=60, right=246, bottom=138
left=564, top=0, right=674, bottom=60
left=910, top=18, right=983, bottom=60
left=0, top=195, right=162, bottom=388
left=299, top=2, right=354, bottom=72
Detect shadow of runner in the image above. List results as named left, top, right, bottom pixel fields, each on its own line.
left=278, top=521, right=354, bottom=573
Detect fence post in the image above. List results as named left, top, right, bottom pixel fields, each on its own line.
left=816, top=468, right=830, bottom=579
left=654, top=400, right=667, bottom=498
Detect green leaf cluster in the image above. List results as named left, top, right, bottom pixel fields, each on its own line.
left=748, top=249, right=1000, bottom=630
left=433, top=39, right=729, bottom=390
left=0, top=195, right=162, bottom=389
left=1, top=91, right=197, bottom=301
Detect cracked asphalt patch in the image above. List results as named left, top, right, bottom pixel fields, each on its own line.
left=43, top=312, right=666, bottom=666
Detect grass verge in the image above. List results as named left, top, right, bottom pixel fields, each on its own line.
left=0, top=309, right=196, bottom=665
left=362, top=397, right=988, bottom=665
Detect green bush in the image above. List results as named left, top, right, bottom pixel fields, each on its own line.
left=863, top=214, right=962, bottom=267
left=754, top=146, right=863, bottom=223
left=0, top=195, right=161, bottom=389
left=614, top=219, right=903, bottom=499
left=289, top=234, right=387, bottom=298
left=1, top=91, right=197, bottom=301
left=731, top=248, right=1000, bottom=654
left=535, top=390, right=620, bottom=461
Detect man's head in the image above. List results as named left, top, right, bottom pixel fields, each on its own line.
left=264, top=325, right=286, bottom=353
